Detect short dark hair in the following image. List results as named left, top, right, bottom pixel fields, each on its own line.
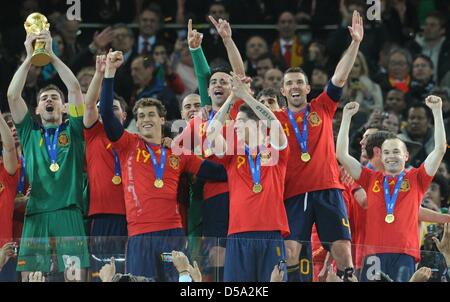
left=366, top=131, right=397, bottom=159
left=133, top=55, right=155, bottom=69
left=426, top=11, right=447, bottom=29
left=282, top=67, right=309, bottom=85
left=432, top=174, right=450, bottom=208
left=208, top=65, right=232, bottom=83
left=408, top=102, right=432, bottom=121
left=37, top=84, right=65, bottom=104
left=256, top=87, right=278, bottom=100
left=113, top=93, right=128, bottom=112
left=238, top=103, right=259, bottom=121
left=140, top=4, right=162, bottom=21
left=133, top=98, right=167, bottom=119
left=413, top=54, right=434, bottom=69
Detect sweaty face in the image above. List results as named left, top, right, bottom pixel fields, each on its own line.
left=208, top=72, right=231, bottom=108
left=381, top=139, right=408, bottom=175
left=281, top=72, right=310, bottom=109
left=181, top=95, right=201, bottom=121
left=136, top=106, right=164, bottom=139
left=36, top=90, right=65, bottom=124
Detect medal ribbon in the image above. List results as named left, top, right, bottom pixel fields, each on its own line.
left=383, top=171, right=405, bottom=217
left=112, top=148, right=121, bottom=177
left=146, top=144, right=166, bottom=181
left=245, top=146, right=261, bottom=187
left=204, top=110, right=215, bottom=152
left=44, top=127, right=60, bottom=165
left=287, top=105, right=309, bottom=155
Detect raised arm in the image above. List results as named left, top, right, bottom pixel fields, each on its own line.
left=209, top=16, right=245, bottom=77
left=7, top=34, right=36, bottom=124
left=231, top=73, right=287, bottom=149
left=418, top=207, right=450, bottom=223
left=331, top=11, right=364, bottom=88
left=336, top=102, right=362, bottom=180
left=0, top=111, right=18, bottom=175
left=423, top=95, right=447, bottom=176
left=187, top=19, right=211, bottom=107
left=205, top=93, right=234, bottom=155
left=84, top=55, right=106, bottom=128
left=41, top=31, right=83, bottom=107
left=99, top=51, right=125, bottom=142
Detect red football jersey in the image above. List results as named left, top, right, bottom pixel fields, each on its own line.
left=274, top=92, right=343, bottom=200
left=356, top=164, right=433, bottom=262
left=211, top=145, right=290, bottom=237
left=84, top=121, right=126, bottom=216
left=342, top=182, right=367, bottom=269
left=0, top=162, right=19, bottom=246
left=114, top=131, right=203, bottom=236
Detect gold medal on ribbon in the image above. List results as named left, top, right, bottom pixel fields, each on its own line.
left=154, top=179, right=164, bottom=188
left=112, top=175, right=122, bottom=185
left=253, top=183, right=263, bottom=193
left=49, top=162, right=60, bottom=172
left=385, top=214, right=395, bottom=224
left=301, top=152, right=311, bottom=162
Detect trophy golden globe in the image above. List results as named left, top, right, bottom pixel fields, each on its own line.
left=24, top=13, right=52, bottom=67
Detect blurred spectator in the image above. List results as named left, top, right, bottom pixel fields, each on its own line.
left=327, top=0, right=387, bottom=73
left=171, top=39, right=197, bottom=96
left=342, top=51, right=383, bottom=116
left=244, top=36, right=269, bottom=77
left=408, top=54, right=436, bottom=103
left=263, top=68, right=283, bottom=92
left=381, top=0, right=419, bottom=45
left=201, top=1, right=230, bottom=61
left=381, top=111, right=401, bottom=134
left=272, top=11, right=305, bottom=70
left=153, top=44, right=185, bottom=96
left=77, top=67, right=95, bottom=94
left=82, top=0, right=136, bottom=24
left=302, top=40, right=331, bottom=79
left=423, top=174, right=449, bottom=211
left=376, top=48, right=412, bottom=96
left=398, top=103, right=434, bottom=167
left=253, top=52, right=278, bottom=92
left=136, top=5, right=168, bottom=56
left=438, top=162, right=450, bottom=181
left=130, top=55, right=180, bottom=121
left=309, top=66, right=329, bottom=100
left=408, top=11, right=450, bottom=83
left=110, top=24, right=138, bottom=103
left=54, top=17, right=83, bottom=60
left=384, top=88, right=408, bottom=120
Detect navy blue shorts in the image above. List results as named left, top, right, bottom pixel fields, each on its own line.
left=202, top=192, right=229, bottom=240
left=126, top=228, right=186, bottom=282
left=284, top=189, right=351, bottom=249
left=89, top=214, right=128, bottom=282
left=360, top=253, right=415, bottom=282
left=0, top=258, right=18, bottom=282
left=224, top=231, right=287, bottom=282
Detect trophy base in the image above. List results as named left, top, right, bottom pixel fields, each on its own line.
left=32, top=49, right=51, bottom=67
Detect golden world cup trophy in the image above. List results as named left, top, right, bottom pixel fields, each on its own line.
left=24, top=13, right=52, bottom=66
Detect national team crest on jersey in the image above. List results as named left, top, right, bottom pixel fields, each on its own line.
left=169, top=154, right=180, bottom=170
left=0, top=182, right=4, bottom=193
left=58, top=132, right=70, bottom=147
left=400, top=179, right=410, bottom=192
left=307, top=112, right=322, bottom=126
